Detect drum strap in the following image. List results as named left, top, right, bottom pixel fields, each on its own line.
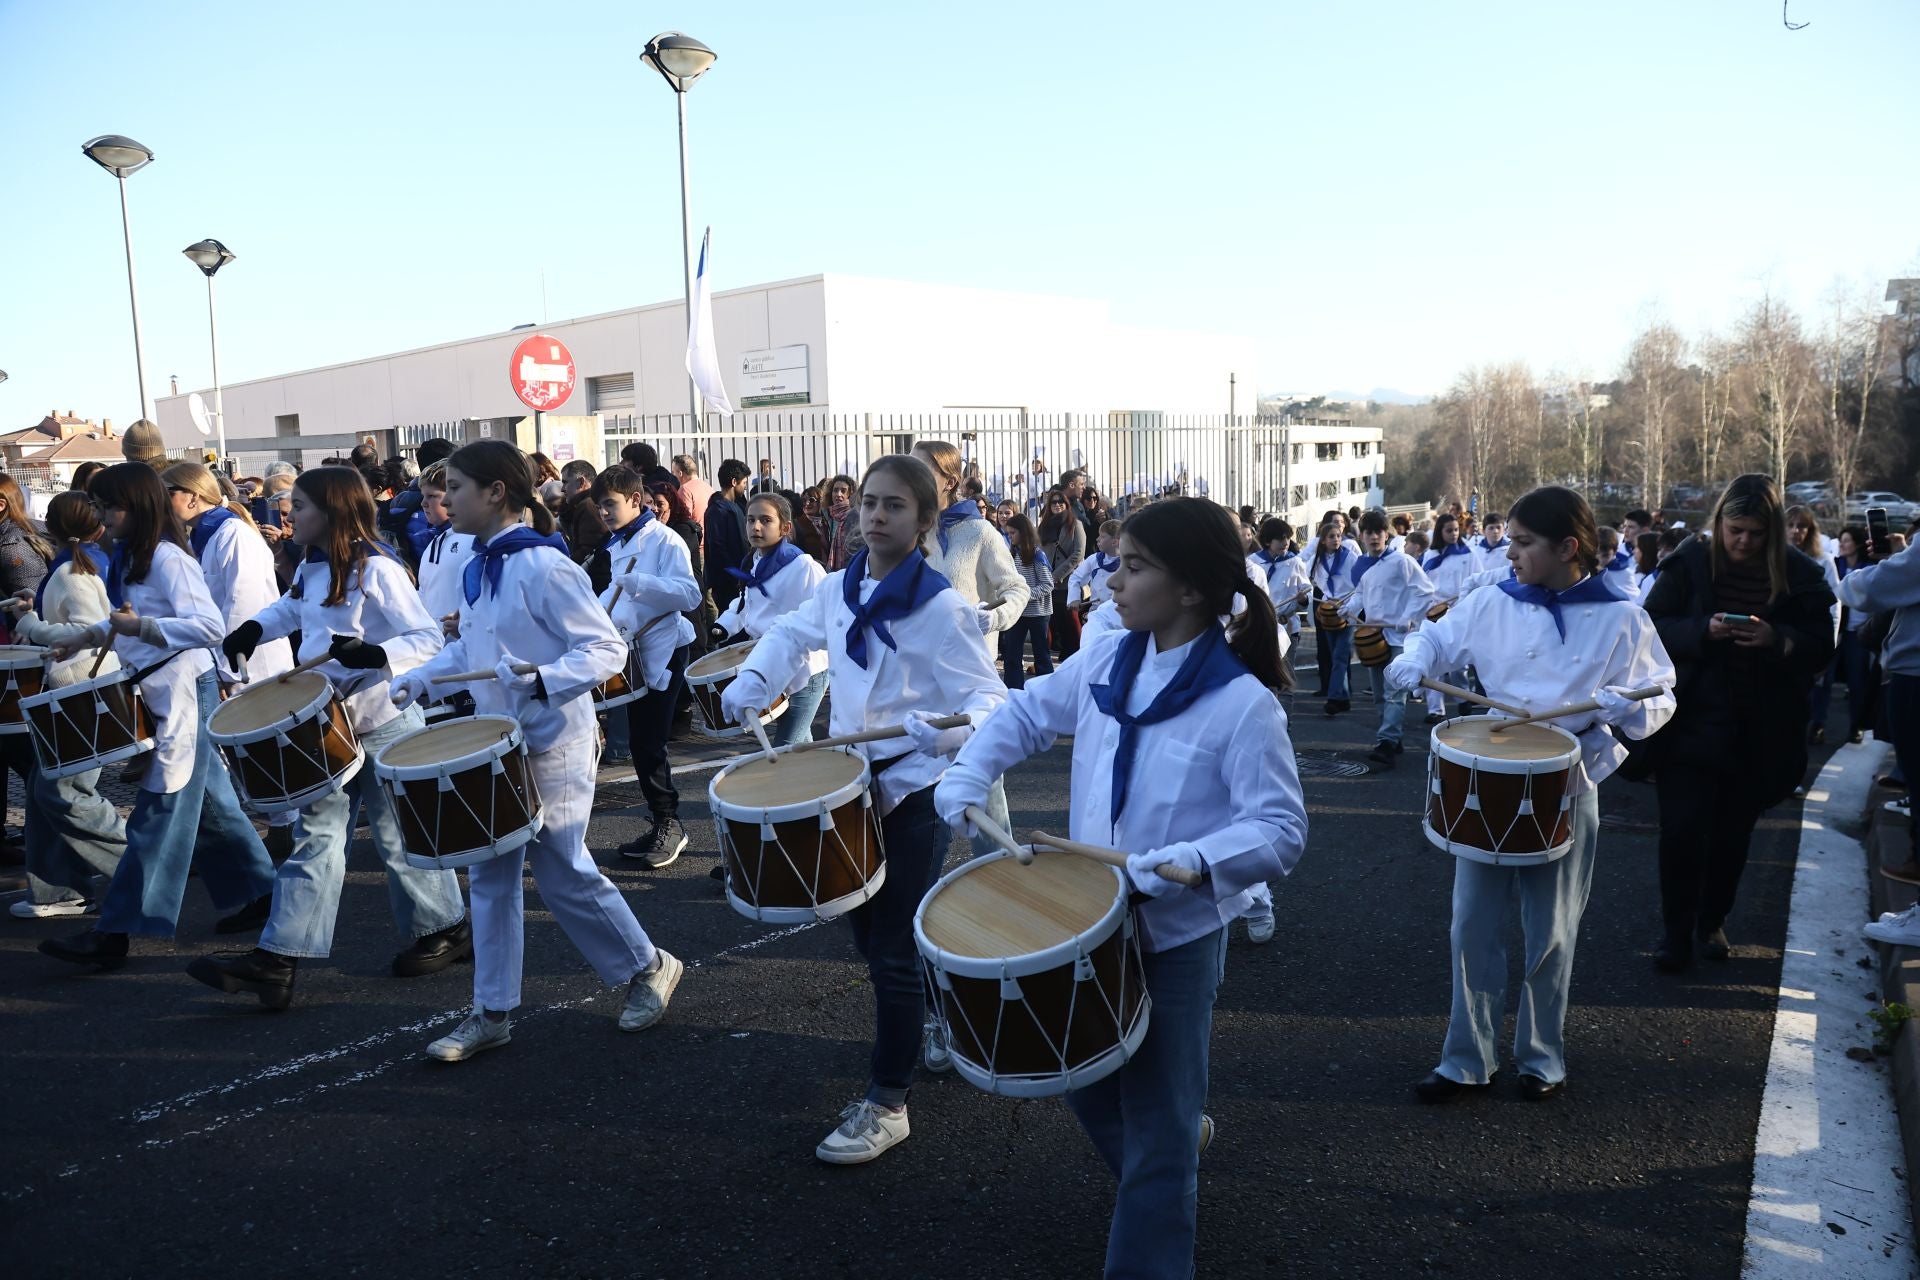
left=131, top=646, right=204, bottom=687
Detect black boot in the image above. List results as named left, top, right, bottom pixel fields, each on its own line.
left=1696, top=923, right=1731, bottom=961
left=393, top=919, right=473, bottom=977
left=1652, top=929, right=1694, bottom=973
left=39, top=929, right=130, bottom=970
left=1413, top=1070, right=1494, bottom=1104
left=186, top=948, right=297, bottom=1010
left=214, top=893, right=273, bottom=935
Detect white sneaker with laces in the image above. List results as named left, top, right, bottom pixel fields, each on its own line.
left=619, top=949, right=684, bottom=1032
left=426, top=1011, right=512, bottom=1062
left=1877, top=903, right=1920, bottom=925
left=815, top=1099, right=910, bottom=1165
left=921, top=1018, right=953, bottom=1073
left=1244, top=908, right=1275, bottom=945
left=10, top=898, right=90, bottom=919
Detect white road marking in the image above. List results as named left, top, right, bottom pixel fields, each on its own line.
left=1742, top=740, right=1917, bottom=1277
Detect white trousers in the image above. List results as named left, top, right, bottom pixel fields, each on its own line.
left=468, top=733, right=657, bottom=1012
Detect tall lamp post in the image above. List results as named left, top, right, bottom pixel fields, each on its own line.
left=640, top=32, right=717, bottom=426
left=81, top=135, right=156, bottom=422
left=183, top=239, right=237, bottom=469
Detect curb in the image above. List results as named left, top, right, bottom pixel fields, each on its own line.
left=1865, top=798, right=1920, bottom=1237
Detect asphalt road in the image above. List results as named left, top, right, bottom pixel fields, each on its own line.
left=0, top=660, right=1820, bottom=1278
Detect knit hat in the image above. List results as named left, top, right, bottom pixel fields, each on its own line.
left=121, top=420, right=168, bottom=468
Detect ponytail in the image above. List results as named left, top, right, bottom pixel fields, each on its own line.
left=524, top=495, right=557, bottom=537
left=1228, top=583, right=1290, bottom=693
left=1122, top=498, right=1290, bottom=694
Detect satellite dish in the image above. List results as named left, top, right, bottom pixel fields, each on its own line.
left=187, top=392, right=212, bottom=436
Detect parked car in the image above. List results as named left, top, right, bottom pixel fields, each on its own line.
left=1784, top=481, right=1834, bottom=503
left=1844, top=491, right=1920, bottom=522
left=1666, top=484, right=1708, bottom=507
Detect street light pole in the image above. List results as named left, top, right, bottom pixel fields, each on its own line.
left=82, top=135, right=156, bottom=424
left=674, top=90, right=701, bottom=426
left=183, top=240, right=237, bottom=470
left=115, top=173, right=150, bottom=421
left=641, top=32, right=717, bottom=430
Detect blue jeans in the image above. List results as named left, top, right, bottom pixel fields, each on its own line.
left=846, top=784, right=947, bottom=1108
left=1323, top=626, right=1353, bottom=701
left=97, top=671, right=277, bottom=937
left=998, top=616, right=1054, bottom=690
left=1885, top=675, right=1920, bottom=863
left=1066, top=927, right=1227, bottom=1280
left=21, top=749, right=127, bottom=906
left=1365, top=641, right=1409, bottom=746
left=1439, top=788, right=1600, bottom=1085
left=770, top=670, right=829, bottom=748
left=260, top=706, right=465, bottom=959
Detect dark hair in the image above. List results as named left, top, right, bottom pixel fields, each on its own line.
left=294, top=467, right=407, bottom=606
left=1623, top=508, right=1653, bottom=527
left=1506, top=485, right=1601, bottom=577
left=1124, top=499, right=1288, bottom=692
left=1657, top=527, right=1686, bottom=554
left=1481, top=511, right=1506, bottom=527
left=560, top=458, right=598, bottom=485
left=1099, top=519, right=1122, bottom=537
left=717, top=458, right=751, bottom=488
left=1404, top=531, right=1430, bottom=554
left=748, top=490, right=794, bottom=531
left=349, top=442, right=379, bottom=471
left=527, top=451, right=561, bottom=484
left=90, top=462, right=187, bottom=584
left=591, top=463, right=647, bottom=502
left=416, top=438, right=456, bottom=469
left=1358, top=509, right=1389, bottom=536
left=648, top=479, right=696, bottom=527
left=1838, top=524, right=1869, bottom=562
left=1257, top=517, right=1292, bottom=547
left=44, top=491, right=104, bottom=574
left=911, top=441, right=963, bottom=504
left=1391, top=513, right=1412, bottom=533
left=1038, top=489, right=1073, bottom=542
left=621, top=442, right=659, bottom=473
left=1432, top=512, right=1458, bottom=542
left=0, top=474, right=52, bottom=564
left=70, top=461, right=108, bottom=492
left=447, top=439, right=555, bottom=536
left=1006, top=513, right=1040, bottom=566
left=1634, top=530, right=1661, bottom=576
left=826, top=474, right=857, bottom=501
left=859, top=454, right=940, bottom=551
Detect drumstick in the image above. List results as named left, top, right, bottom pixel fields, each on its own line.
left=430, top=661, right=540, bottom=686
left=87, top=605, right=137, bottom=678
left=785, top=714, right=972, bottom=755
left=1026, top=829, right=1204, bottom=888
left=1500, top=685, right=1668, bottom=728
left=1419, top=677, right=1525, bottom=719
left=278, top=650, right=342, bottom=683
left=964, top=804, right=1033, bottom=865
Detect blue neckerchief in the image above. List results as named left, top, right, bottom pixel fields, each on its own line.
left=605, top=508, right=655, bottom=549
left=1352, top=552, right=1389, bottom=585
left=290, top=539, right=401, bottom=600
left=1482, top=537, right=1509, bottom=554
left=937, top=501, right=983, bottom=556
left=1088, top=626, right=1249, bottom=825
left=726, top=539, right=802, bottom=596
left=1836, top=556, right=1851, bottom=580
left=462, top=526, right=569, bottom=606
left=187, top=505, right=237, bottom=560
left=1606, top=548, right=1632, bottom=573
left=1423, top=541, right=1472, bottom=572
left=840, top=549, right=950, bottom=670
left=1092, top=552, right=1119, bottom=575
left=37, top=543, right=109, bottom=614
left=1643, top=566, right=1662, bottom=589
left=1317, top=544, right=1351, bottom=585
left=1496, top=572, right=1627, bottom=641
left=105, top=542, right=131, bottom=610
left=1253, top=549, right=1296, bottom=582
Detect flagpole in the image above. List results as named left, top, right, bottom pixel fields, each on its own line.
left=675, top=90, right=702, bottom=429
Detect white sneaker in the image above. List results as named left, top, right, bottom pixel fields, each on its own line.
left=922, top=1018, right=953, bottom=1073
left=1243, top=908, right=1275, bottom=945
left=1885, top=797, right=1911, bottom=818
left=1864, top=907, right=1920, bottom=947
left=815, top=1099, right=910, bottom=1165
left=426, top=1011, right=512, bottom=1061
left=1198, top=1113, right=1215, bottom=1156
left=10, top=898, right=91, bottom=919
left=619, top=949, right=683, bottom=1032
left=1876, top=903, right=1920, bottom=925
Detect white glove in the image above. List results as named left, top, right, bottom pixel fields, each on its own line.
left=614, top=571, right=645, bottom=598
left=720, top=671, right=772, bottom=726
left=495, top=654, right=538, bottom=692
left=904, top=710, right=972, bottom=759
left=390, top=671, right=432, bottom=709
left=933, top=768, right=990, bottom=838
left=1385, top=658, right=1424, bottom=693
left=1125, top=842, right=1206, bottom=898
left=1593, top=685, right=1657, bottom=725
left=973, top=606, right=996, bottom=636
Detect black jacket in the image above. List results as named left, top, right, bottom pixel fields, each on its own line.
left=1637, top=535, right=1835, bottom=805
left=704, top=492, right=748, bottom=596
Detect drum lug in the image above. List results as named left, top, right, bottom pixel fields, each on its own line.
left=1074, top=954, right=1096, bottom=983
left=816, top=809, right=834, bottom=832
left=489, top=756, right=507, bottom=776
left=760, top=820, right=777, bottom=841
left=274, top=731, right=293, bottom=747
left=92, top=699, right=107, bottom=714
left=1516, top=798, right=1534, bottom=815
left=436, top=770, right=457, bottom=793
left=931, top=964, right=953, bottom=992
left=1463, top=793, right=1482, bottom=811
left=998, top=975, right=1024, bottom=1001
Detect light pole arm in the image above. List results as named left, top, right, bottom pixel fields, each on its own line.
left=118, top=175, right=150, bottom=421
left=207, top=274, right=227, bottom=468
left=676, top=90, right=702, bottom=427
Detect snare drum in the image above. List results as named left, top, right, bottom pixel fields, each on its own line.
left=686, top=641, right=788, bottom=737
left=1424, top=718, right=1580, bottom=866
left=1426, top=600, right=1451, bottom=623
left=592, top=634, right=645, bottom=714
left=21, top=668, right=155, bottom=780
left=206, top=671, right=363, bottom=815
left=374, top=715, right=542, bottom=870
left=0, top=645, right=48, bottom=734
left=711, top=747, right=884, bottom=923
left=1353, top=624, right=1390, bottom=667
left=1313, top=599, right=1347, bottom=631
left=916, top=850, right=1150, bottom=1097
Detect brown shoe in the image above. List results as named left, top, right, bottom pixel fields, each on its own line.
left=1881, top=860, right=1920, bottom=887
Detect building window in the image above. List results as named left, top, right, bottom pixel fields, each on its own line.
left=588, top=373, right=636, bottom=413
left=1316, top=442, right=1342, bottom=462
left=1317, top=480, right=1340, bottom=500
left=1290, top=444, right=1304, bottom=464
left=274, top=414, right=299, bottom=439
left=1349, top=476, right=1368, bottom=494
left=1355, top=441, right=1371, bottom=458
left=1290, top=485, right=1308, bottom=508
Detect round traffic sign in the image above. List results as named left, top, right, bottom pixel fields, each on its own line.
left=509, top=334, right=576, bottom=411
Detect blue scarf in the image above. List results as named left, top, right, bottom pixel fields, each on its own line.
left=463, top=526, right=569, bottom=606
left=290, top=539, right=401, bottom=600
left=37, top=543, right=109, bottom=614
left=1088, top=626, right=1249, bottom=825
left=1423, top=541, right=1472, bottom=573
left=1496, top=572, right=1627, bottom=641
left=1482, top=537, right=1509, bottom=554
left=1091, top=552, right=1119, bottom=576
left=937, top=501, right=984, bottom=557
left=1352, top=552, right=1389, bottom=586
left=727, top=540, right=802, bottom=596
left=1606, top=548, right=1633, bottom=573
left=840, top=549, right=951, bottom=669
left=1317, top=544, right=1351, bottom=584
left=105, top=543, right=133, bottom=610
left=1252, top=549, right=1296, bottom=582
left=187, top=505, right=237, bottom=560
left=605, top=508, right=655, bottom=549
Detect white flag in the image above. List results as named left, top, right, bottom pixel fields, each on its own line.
left=686, top=226, right=734, bottom=416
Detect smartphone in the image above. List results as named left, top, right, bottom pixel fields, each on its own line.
left=1868, top=506, right=1891, bottom=557
left=1720, top=613, right=1754, bottom=625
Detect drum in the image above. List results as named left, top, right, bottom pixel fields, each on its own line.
left=1313, top=598, right=1347, bottom=631
left=592, top=634, right=645, bottom=714
left=206, top=671, right=363, bottom=815
left=711, top=747, right=884, bottom=923
left=916, top=849, right=1150, bottom=1098
left=1353, top=624, right=1390, bottom=667
left=686, top=640, right=789, bottom=737
left=0, top=645, right=49, bottom=735
left=20, top=668, right=154, bottom=781
left=1426, top=600, right=1451, bottom=623
left=374, top=715, right=542, bottom=871
left=1424, top=718, right=1580, bottom=866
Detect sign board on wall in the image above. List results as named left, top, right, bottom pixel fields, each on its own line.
left=739, top=345, right=810, bottom=408
left=509, top=334, right=576, bottom=411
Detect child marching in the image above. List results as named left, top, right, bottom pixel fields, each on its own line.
left=714, top=490, right=829, bottom=747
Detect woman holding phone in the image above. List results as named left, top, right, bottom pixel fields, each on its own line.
left=1639, top=475, right=1835, bottom=972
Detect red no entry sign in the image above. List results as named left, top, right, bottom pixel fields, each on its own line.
left=509, top=334, right=576, bottom=411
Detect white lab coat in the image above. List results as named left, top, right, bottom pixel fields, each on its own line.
left=195, top=515, right=292, bottom=684
left=598, top=519, right=701, bottom=692
left=716, top=544, right=829, bottom=693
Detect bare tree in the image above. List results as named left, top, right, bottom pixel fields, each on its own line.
left=1692, top=333, right=1742, bottom=496
left=1624, top=322, right=1686, bottom=508
left=1739, top=292, right=1813, bottom=484
left=1814, top=284, right=1891, bottom=509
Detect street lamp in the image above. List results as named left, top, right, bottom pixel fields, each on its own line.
left=81, top=134, right=156, bottom=422
left=183, top=239, right=237, bottom=469
left=640, top=32, right=716, bottom=426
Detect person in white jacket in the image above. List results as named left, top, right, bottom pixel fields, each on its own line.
left=1340, top=511, right=1437, bottom=766
left=7, top=493, right=126, bottom=918
left=715, top=492, right=829, bottom=747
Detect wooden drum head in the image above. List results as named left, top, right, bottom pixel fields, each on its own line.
left=210, top=671, right=329, bottom=737
left=922, top=853, right=1118, bottom=961
left=713, top=749, right=864, bottom=810
left=687, top=641, right=755, bottom=682
left=380, top=717, right=516, bottom=769
left=1434, top=719, right=1575, bottom=761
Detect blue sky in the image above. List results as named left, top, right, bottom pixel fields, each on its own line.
left=2, top=0, right=1915, bottom=424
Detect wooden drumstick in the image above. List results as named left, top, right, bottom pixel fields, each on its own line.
left=430, top=661, right=540, bottom=686
left=747, top=713, right=778, bottom=763
left=1026, top=829, right=1204, bottom=888
left=1501, top=685, right=1668, bottom=728
left=278, top=649, right=343, bottom=683
left=711, top=714, right=975, bottom=769
left=965, top=804, right=1033, bottom=866
left=1418, top=677, right=1525, bottom=719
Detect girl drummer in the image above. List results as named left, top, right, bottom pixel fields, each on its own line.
left=934, top=497, right=1309, bottom=1279
left=1385, top=486, right=1675, bottom=1102
left=1420, top=513, right=1478, bottom=719
left=38, top=464, right=278, bottom=970
left=719, top=453, right=1004, bottom=1166
left=715, top=491, right=828, bottom=747
left=189, top=466, right=468, bottom=1009
left=1309, top=519, right=1360, bottom=713
left=394, top=440, right=682, bottom=1061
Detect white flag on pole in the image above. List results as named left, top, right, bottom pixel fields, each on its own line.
left=686, top=226, right=734, bottom=416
